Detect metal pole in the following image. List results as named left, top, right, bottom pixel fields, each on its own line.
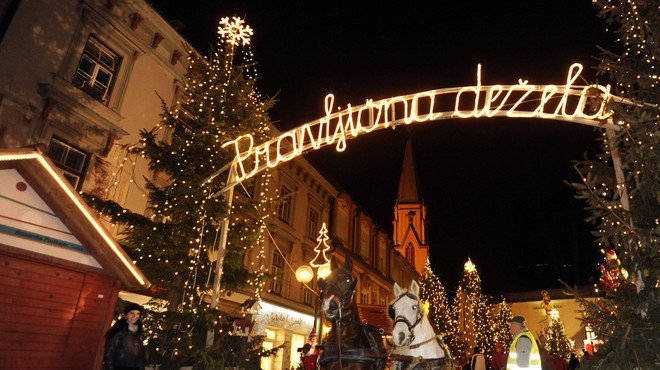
left=605, top=118, right=630, bottom=211
left=206, top=164, right=237, bottom=347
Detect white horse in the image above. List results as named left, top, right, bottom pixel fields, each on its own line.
left=388, top=280, right=454, bottom=370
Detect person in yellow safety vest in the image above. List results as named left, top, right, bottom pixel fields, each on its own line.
left=507, top=316, right=542, bottom=369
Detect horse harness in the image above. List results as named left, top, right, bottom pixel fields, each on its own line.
left=319, top=275, right=387, bottom=369
left=388, top=292, right=453, bottom=370
left=388, top=292, right=424, bottom=345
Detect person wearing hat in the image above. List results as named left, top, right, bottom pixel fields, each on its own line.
left=301, top=328, right=320, bottom=370
left=103, top=302, right=146, bottom=370
left=507, top=316, right=541, bottom=369
left=302, top=327, right=319, bottom=356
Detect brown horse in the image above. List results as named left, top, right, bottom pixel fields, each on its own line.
left=317, top=256, right=388, bottom=370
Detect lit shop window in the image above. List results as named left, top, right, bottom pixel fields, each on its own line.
left=73, top=36, right=120, bottom=103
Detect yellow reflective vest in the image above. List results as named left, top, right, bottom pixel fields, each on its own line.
left=506, top=330, right=541, bottom=369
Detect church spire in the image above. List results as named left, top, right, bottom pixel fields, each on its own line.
left=397, top=134, right=421, bottom=204
left=392, top=133, right=429, bottom=276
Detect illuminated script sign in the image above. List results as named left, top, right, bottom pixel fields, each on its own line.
left=220, top=63, right=614, bottom=189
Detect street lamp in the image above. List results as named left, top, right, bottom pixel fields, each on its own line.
left=296, top=223, right=333, bottom=339
left=296, top=261, right=331, bottom=336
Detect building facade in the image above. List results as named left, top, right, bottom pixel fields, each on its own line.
left=0, top=1, right=420, bottom=369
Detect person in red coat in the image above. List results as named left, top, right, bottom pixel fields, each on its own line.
left=491, top=343, right=507, bottom=370
left=551, top=354, right=568, bottom=370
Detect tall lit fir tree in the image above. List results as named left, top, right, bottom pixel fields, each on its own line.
left=448, top=259, right=494, bottom=358
left=418, top=258, right=451, bottom=338
left=568, top=2, right=659, bottom=368
left=85, top=17, right=278, bottom=368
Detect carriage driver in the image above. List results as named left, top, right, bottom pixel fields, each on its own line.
left=507, top=316, right=541, bottom=369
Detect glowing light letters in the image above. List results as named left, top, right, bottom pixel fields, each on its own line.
left=221, top=63, right=613, bottom=188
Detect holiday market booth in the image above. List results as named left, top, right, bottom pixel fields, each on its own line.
left=0, top=147, right=150, bottom=370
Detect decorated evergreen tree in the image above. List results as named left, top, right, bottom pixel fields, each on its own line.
left=86, top=17, right=278, bottom=368
left=568, top=2, right=660, bottom=368
left=544, top=312, right=574, bottom=360
left=448, top=259, right=494, bottom=359
left=492, top=299, right=514, bottom=350
left=418, top=258, right=451, bottom=338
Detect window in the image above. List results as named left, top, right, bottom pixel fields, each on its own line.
left=46, top=137, right=88, bottom=189
left=405, top=243, right=415, bottom=265
left=73, top=36, right=120, bottom=103
left=307, top=208, right=319, bottom=239
left=277, top=186, right=292, bottom=223
left=359, top=222, right=370, bottom=259
left=378, top=238, right=386, bottom=271
left=361, top=292, right=369, bottom=304
left=302, top=285, right=313, bottom=306
left=270, top=251, right=285, bottom=295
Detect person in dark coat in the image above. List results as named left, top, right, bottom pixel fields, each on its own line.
left=103, top=302, right=145, bottom=370
left=568, top=353, right=580, bottom=369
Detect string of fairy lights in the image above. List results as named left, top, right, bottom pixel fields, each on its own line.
left=89, top=16, right=275, bottom=324
left=93, top=17, right=320, bottom=331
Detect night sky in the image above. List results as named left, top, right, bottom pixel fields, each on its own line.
left=151, top=1, right=616, bottom=297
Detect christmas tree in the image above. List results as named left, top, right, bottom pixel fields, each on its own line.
left=448, top=259, right=494, bottom=359
left=85, top=17, right=277, bottom=368
left=569, top=2, right=659, bottom=368
left=418, top=258, right=451, bottom=338
left=492, top=299, right=514, bottom=350
left=544, top=311, right=574, bottom=360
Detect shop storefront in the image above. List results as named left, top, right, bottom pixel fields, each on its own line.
left=250, top=301, right=316, bottom=370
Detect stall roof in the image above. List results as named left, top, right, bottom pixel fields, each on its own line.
left=0, top=147, right=150, bottom=290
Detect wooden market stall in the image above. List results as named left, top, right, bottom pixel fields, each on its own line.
left=0, top=147, right=150, bottom=369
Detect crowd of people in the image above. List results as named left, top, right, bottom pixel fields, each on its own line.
left=102, top=302, right=592, bottom=370
left=455, top=316, right=591, bottom=370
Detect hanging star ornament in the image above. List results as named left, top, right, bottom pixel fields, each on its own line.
left=218, top=16, right=253, bottom=46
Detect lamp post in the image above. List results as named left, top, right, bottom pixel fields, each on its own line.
left=295, top=223, right=333, bottom=339
left=296, top=259, right=331, bottom=339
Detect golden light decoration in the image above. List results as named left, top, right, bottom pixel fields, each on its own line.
left=464, top=258, right=476, bottom=273
left=317, top=263, right=331, bottom=279
left=295, top=265, right=313, bottom=284
left=218, top=16, right=253, bottom=46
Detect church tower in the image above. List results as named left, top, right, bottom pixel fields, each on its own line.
left=392, top=135, right=429, bottom=276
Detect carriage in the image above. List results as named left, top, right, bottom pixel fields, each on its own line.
left=315, top=256, right=454, bottom=370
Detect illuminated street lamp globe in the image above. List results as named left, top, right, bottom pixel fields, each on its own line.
left=295, top=265, right=314, bottom=284
left=317, top=263, right=331, bottom=279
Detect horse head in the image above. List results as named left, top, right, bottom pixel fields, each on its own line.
left=389, top=280, right=424, bottom=347
left=317, top=256, right=358, bottom=320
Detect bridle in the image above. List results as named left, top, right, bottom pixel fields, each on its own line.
left=389, top=292, right=423, bottom=345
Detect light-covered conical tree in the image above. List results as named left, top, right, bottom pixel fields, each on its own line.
left=544, top=312, right=574, bottom=360
left=492, top=299, right=514, bottom=350
left=85, top=17, right=278, bottom=369
left=448, top=259, right=494, bottom=358
left=418, top=258, right=451, bottom=337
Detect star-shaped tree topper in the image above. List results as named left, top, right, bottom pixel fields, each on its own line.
left=218, top=16, right=253, bottom=46
left=310, top=223, right=331, bottom=267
